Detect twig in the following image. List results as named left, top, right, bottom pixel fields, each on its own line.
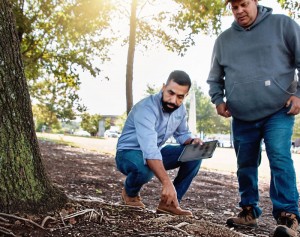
left=68, top=196, right=105, bottom=204
left=41, top=216, right=56, bottom=227
left=62, top=209, right=99, bottom=220
left=165, top=224, right=190, bottom=236
left=0, top=213, right=45, bottom=230
left=115, top=203, right=146, bottom=210
left=70, top=196, right=144, bottom=210
left=0, top=226, right=16, bottom=236
left=99, top=208, right=104, bottom=223
left=175, top=222, right=190, bottom=228
left=59, top=212, right=66, bottom=227
left=0, top=216, right=9, bottom=222
left=138, top=232, right=165, bottom=236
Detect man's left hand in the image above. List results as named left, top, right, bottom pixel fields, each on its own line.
left=186, top=138, right=202, bottom=145
left=286, top=96, right=300, bottom=115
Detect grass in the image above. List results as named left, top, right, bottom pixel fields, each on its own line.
left=37, top=136, right=78, bottom=148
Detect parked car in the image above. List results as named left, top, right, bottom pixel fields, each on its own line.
left=73, top=130, right=91, bottom=137
left=205, top=134, right=233, bottom=148
left=104, top=130, right=121, bottom=138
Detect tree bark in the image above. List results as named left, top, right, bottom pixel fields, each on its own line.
left=125, top=0, right=137, bottom=115
left=0, top=0, right=67, bottom=213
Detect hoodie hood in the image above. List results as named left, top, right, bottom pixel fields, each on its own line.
left=232, top=5, right=273, bottom=31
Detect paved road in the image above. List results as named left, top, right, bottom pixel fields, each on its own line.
left=37, top=132, right=300, bottom=182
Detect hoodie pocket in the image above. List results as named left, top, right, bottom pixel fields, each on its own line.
left=226, top=77, right=291, bottom=121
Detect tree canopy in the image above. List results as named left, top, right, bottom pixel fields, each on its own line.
left=279, top=0, right=300, bottom=19
left=13, top=0, right=115, bottom=122
left=12, top=0, right=299, bottom=122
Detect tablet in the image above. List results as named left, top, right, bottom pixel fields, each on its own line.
left=178, top=140, right=218, bottom=162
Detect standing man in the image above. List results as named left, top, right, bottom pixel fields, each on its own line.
left=207, top=0, right=300, bottom=236
left=116, top=70, right=202, bottom=217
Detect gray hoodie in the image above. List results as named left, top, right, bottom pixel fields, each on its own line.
left=207, top=5, right=300, bottom=121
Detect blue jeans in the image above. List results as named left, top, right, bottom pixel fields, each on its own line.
left=232, top=106, right=299, bottom=220
left=115, top=144, right=202, bottom=202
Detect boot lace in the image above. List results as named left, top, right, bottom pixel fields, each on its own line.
left=277, top=213, right=298, bottom=230
left=238, top=207, right=254, bottom=221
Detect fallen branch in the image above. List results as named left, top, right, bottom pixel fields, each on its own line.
left=0, top=213, right=45, bottom=230
left=0, top=216, right=9, bottom=222
left=138, top=232, right=165, bottom=236
left=165, top=224, right=190, bottom=236
left=41, top=216, right=56, bottom=228
left=99, top=208, right=104, bottom=223
left=0, top=226, right=16, bottom=236
left=175, top=222, right=190, bottom=228
left=70, top=196, right=145, bottom=211
left=62, top=208, right=100, bottom=220
left=59, top=212, right=67, bottom=227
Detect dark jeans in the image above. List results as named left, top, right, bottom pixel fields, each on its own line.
left=232, top=106, right=299, bottom=220
left=115, top=144, right=201, bottom=202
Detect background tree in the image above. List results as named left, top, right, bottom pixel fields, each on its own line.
left=13, top=0, right=115, bottom=121
left=32, top=104, right=61, bottom=132
left=144, top=83, right=160, bottom=96
left=192, top=85, right=230, bottom=136
left=115, top=112, right=128, bottom=132
left=120, top=0, right=225, bottom=114
left=293, top=115, right=300, bottom=139
left=0, top=0, right=67, bottom=213
left=279, top=0, right=300, bottom=19
left=80, top=113, right=103, bottom=136
left=122, top=0, right=299, bottom=115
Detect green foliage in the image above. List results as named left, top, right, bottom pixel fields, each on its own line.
left=278, top=0, right=300, bottom=19
left=32, top=104, right=61, bottom=132
left=31, top=75, right=86, bottom=122
left=80, top=113, right=103, bottom=136
left=61, top=121, right=80, bottom=134
left=149, top=0, right=225, bottom=55
left=12, top=0, right=115, bottom=121
left=293, top=115, right=300, bottom=139
left=115, top=112, right=127, bottom=132
left=190, top=85, right=231, bottom=136
left=144, top=84, right=160, bottom=96
left=172, top=0, right=225, bottom=35
left=115, top=0, right=225, bottom=55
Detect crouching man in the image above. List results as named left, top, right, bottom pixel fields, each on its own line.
left=115, top=70, right=202, bottom=216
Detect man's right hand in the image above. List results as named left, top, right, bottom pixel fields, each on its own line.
left=216, top=102, right=231, bottom=118
left=161, top=181, right=179, bottom=207
left=146, top=159, right=179, bottom=207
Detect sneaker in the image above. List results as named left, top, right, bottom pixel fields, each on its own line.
left=156, top=200, right=193, bottom=217
left=226, top=206, right=258, bottom=227
left=273, top=212, right=298, bottom=237
left=121, top=188, right=145, bottom=208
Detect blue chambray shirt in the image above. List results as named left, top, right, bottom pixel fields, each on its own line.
left=117, top=91, right=192, bottom=163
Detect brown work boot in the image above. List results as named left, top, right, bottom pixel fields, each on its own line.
left=273, top=212, right=299, bottom=237
left=226, top=206, right=258, bottom=227
left=156, top=200, right=193, bottom=217
left=121, top=188, right=145, bottom=208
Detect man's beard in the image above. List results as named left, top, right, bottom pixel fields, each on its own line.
left=161, top=99, right=179, bottom=113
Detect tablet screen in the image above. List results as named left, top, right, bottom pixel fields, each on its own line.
left=178, top=140, right=218, bottom=162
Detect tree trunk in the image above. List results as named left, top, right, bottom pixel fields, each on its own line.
left=125, top=0, right=137, bottom=115
left=0, top=0, right=67, bottom=214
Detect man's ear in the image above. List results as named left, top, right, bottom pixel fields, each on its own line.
left=161, top=83, right=166, bottom=91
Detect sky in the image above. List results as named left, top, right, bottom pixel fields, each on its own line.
left=78, top=0, right=293, bottom=116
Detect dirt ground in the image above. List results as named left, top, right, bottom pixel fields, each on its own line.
left=2, top=138, right=300, bottom=237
